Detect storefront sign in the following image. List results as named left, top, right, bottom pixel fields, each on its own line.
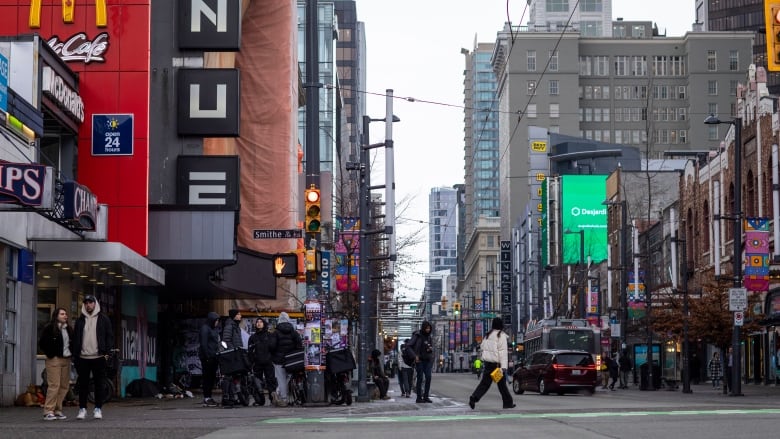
left=92, top=114, right=133, bottom=156
left=46, top=33, right=110, bottom=64
left=42, top=66, right=85, bottom=123
left=62, top=181, right=98, bottom=230
left=178, top=0, right=242, bottom=50
left=176, top=155, right=239, bottom=209
left=177, top=68, right=240, bottom=136
left=0, top=161, right=46, bottom=206
left=0, top=52, right=7, bottom=112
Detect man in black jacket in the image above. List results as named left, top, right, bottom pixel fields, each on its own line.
left=198, top=312, right=220, bottom=407
left=73, top=295, right=114, bottom=420
left=270, top=312, right=302, bottom=407
left=406, top=321, right=434, bottom=403
left=220, top=309, right=244, bottom=407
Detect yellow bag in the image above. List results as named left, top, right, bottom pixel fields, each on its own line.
left=490, top=367, right=504, bottom=383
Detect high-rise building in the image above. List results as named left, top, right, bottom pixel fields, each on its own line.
left=429, top=187, right=458, bottom=273
left=462, top=43, right=500, bottom=239
left=528, top=0, right=614, bottom=36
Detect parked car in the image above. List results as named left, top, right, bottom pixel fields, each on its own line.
left=512, top=349, right=598, bottom=395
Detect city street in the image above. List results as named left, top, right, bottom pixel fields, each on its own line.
left=4, top=373, right=780, bottom=439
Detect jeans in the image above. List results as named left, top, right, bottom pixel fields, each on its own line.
left=415, top=360, right=432, bottom=399
left=398, top=367, right=412, bottom=395
left=619, top=370, right=629, bottom=388
left=273, top=363, right=289, bottom=400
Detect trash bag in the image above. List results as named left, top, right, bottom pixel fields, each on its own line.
left=125, top=378, right=160, bottom=398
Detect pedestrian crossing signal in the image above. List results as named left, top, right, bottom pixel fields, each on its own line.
left=272, top=253, right=298, bottom=278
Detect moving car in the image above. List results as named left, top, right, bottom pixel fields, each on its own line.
left=512, top=349, right=598, bottom=395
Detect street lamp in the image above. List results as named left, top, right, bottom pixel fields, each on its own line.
left=564, top=229, right=585, bottom=318
left=704, top=113, right=743, bottom=397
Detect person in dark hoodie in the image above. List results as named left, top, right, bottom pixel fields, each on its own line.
left=198, top=311, right=220, bottom=407
left=406, top=320, right=434, bottom=403
left=248, top=318, right=278, bottom=405
left=370, top=349, right=391, bottom=400
left=73, top=295, right=113, bottom=420
left=270, top=312, right=302, bottom=407
left=220, top=309, right=244, bottom=407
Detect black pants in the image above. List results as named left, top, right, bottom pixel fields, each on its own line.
left=471, top=362, right=513, bottom=408
left=76, top=357, right=107, bottom=409
left=200, top=357, right=218, bottom=399
left=253, top=362, right=278, bottom=392
left=397, top=367, right=412, bottom=395
left=375, top=376, right=389, bottom=398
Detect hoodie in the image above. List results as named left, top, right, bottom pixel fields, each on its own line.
left=407, top=321, right=434, bottom=362
left=199, top=312, right=221, bottom=359
left=73, top=299, right=114, bottom=360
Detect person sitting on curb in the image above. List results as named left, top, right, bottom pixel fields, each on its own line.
left=370, top=349, right=391, bottom=400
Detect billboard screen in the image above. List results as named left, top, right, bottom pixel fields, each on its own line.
left=561, top=175, right=607, bottom=264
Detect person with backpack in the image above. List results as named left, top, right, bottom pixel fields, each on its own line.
left=270, top=312, right=302, bottom=407
left=398, top=340, right=413, bottom=398
left=468, top=318, right=515, bottom=410
left=406, top=321, right=434, bottom=403
left=248, top=318, right=278, bottom=406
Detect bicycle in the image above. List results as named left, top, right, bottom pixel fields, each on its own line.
left=287, top=369, right=307, bottom=406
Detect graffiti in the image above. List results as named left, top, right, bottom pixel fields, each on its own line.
left=121, top=318, right=157, bottom=366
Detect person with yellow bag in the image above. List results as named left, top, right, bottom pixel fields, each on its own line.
left=468, top=318, right=515, bottom=410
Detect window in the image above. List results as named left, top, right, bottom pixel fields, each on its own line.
left=615, top=56, right=629, bottom=76
left=527, top=104, right=537, bottom=118
left=603, top=108, right=610, bottom=122
left=3, top=247, right=18, bottom=373
left=585, top=108, right=593, bottom=122
left=708, top=80, right=718, bottom=96
left=707, top=50, right=717, bottom=71
left=593, top=108, right=601, bottom=122
left=549, top=80, right=559, bottom=96
left=594, top=56, right=609, bottom=76
left=581, top=0, right=602, bottom=12
left=708, top=125, right=719, bottom=140
left=678, top=85, right=686, bottom=99
left=729, top=50, right=738, bottom=71
left=584, top=85, right=593, bottom=99
left=549, top=50, right=559, bottom=71
left=708, top=103, right=718, bottom=116
left=579, top=56, right=592, bottom=75
left=632, top=56, right=647, bottom=76
left=730, top=80, right=738, bottom=96
left=550, top=103, right=560, bottom=118
left=527, top=50, right=537, bottom=71
left=527, top=81, right=537, bottom=96
left=581, top=21, right=602, bottom=37
left=547, top=0, right=568, bottom=12
left=653, top=56, right=667, bottom=76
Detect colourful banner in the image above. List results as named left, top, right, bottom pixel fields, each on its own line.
left=744, top=218, right=769, bottom=292
left=335, top=217, right=360, bottom=292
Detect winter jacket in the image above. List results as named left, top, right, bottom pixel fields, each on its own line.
left=248, top=323, right=276, bottom=365
left=406, top=321, right=434, bottom=363
left=199, top=312, right=220, bottom=360
left=221, top=317, right=243, bottom=350
left=479, top=329, right=509, bottom=369
left=73, top=300, right=114, bottom=360
left=39, top=322, right=74, bottom=359
left=271, top=321, right=302, bottom=365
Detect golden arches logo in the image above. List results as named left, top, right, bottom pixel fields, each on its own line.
left=29, top=0, right=108, bottom=28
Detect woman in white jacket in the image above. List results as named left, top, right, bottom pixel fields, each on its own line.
left=468, top=317, right=515, bottom=409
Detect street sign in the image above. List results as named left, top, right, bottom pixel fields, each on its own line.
left=729, top=287, right=747, bottom=311
left=734, top=311, right=744, bottom=326
left=253, top=229, right=302, bottom=239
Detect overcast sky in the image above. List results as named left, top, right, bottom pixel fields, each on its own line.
left=355, top=0, right=697, bottom=297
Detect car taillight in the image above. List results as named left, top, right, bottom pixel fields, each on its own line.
left=585, top=364, right=596, bottom=370
left=552, top=363, right=564, bottom=370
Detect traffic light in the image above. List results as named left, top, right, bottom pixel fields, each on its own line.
left=272, top=253, right=298, bottom=278
left=453, top=302, right=461, bottom=315
left=765, top=0, right=780, bottom=71
left=304, top=185, right=321, bottom=233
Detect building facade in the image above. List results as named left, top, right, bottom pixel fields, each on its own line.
left=429, top=187, right=458, bottom=274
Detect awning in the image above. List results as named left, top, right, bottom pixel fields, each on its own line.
left=32, top=240, right=165, bottom=287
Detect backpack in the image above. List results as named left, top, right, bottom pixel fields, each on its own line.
left=401, top=336, right=417, bottom=367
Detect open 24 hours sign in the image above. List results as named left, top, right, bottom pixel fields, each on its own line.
left=92, top=114, right=133, bottom=156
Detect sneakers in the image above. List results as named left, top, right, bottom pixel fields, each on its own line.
left=423, top=397, right=433, bottom=403
left=54, top=412, right=67, bottom=420
left=202, top=398, right=218, bottom=407
left=93, top=408, right=102, bottom=419
left=270, top=391, right=278, bottom=404
left=76, top=408, right=87, bottom=420
left=380, top=395, right=391, bottom=400
left=43, top=413, right=57, bottom=421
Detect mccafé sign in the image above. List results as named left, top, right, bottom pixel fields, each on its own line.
left=29, top=0, right=110, bottom=64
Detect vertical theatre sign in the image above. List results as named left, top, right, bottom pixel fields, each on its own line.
left=500, top=240, right=512, bottom=327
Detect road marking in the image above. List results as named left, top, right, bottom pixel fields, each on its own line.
left=262, top=408, right=780, bottom=424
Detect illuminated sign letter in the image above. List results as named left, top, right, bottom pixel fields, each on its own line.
left=29, top=0, right=108, bottom=28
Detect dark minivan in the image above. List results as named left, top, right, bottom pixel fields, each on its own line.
left=512, top=349, right=598, bottom=395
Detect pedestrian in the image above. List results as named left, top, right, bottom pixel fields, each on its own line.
left=248, top=318, right=278, bottom=405
left=607, top=354, right=619, bottom=390
left=73, top=295, right=114, bottom=420
left=370, top=349, right=391, bottom=400
left=220, top=309, right=244, bottom=407
left=198, top=311, right=220, bottom=407
left=270, top=312, right=303, bottom=407
left=724, top=347, right=734, bottom=393
left=407, top=321, right=434, bottom=403
left=600, top=353, right=610, bottom=389
left=397, top=340, right=413, bottom=398
left=468, top=317, right=515, bottom=410
left=474, top=357, right=483, bottom=379
left=39, top=307, right=73, bottom=421
left=708, top=351, right=722, bottom=389
left=618, top=350, right=631, bottom=389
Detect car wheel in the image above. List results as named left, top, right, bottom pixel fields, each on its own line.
left=538, top=378, right=548, bottom=395
left=512, top=378, right=524, bottom=395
